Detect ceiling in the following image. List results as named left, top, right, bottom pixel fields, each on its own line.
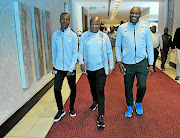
left=75, top=0, right=164, bottom=26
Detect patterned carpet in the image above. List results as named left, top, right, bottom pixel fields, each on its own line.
left=46, top=66, right=180, bottom=138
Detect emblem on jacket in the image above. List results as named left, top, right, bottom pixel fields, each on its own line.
left=140, top=28, right=144, bottom=32
left=67, top=37, right=71, bottom=41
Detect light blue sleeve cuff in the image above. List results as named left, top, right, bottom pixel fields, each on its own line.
left=68, top=68, right=73, bottom=72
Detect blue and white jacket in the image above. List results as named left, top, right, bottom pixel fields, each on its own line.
left=115, top=21, right=154, bottom=65
left=52, top=28, right=78, bottom=72
left=78, top=30, right=114, bottom=75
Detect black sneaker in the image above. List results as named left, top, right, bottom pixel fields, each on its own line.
left=90, top=101, right=98, bottom=111
left=69, top=108, right=76, bottom=117
left=53, top=110, right=65, bottom=122
left=175, top=76, right=180, bottom=81
left=97, top=115, right=105, bottom=128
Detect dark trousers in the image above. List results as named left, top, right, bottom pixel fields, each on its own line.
left=54, top=70, right=76, bottom=111
left=153, top=48, right=159, bottom=70
left=87, top=68, right=106, bottom=115
left=161, top=50, right=168, bottom=69
left=123, top=58, right=149, bottom=106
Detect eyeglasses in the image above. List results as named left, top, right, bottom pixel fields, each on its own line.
left=130, top=12, right=140, bottom=15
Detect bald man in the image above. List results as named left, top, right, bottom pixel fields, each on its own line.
left=78, top=17, right=114, bottom=128
left=116, top=7, right=154, bottom=118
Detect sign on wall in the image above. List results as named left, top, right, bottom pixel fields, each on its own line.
left=90, top=6, right=105, bottom=10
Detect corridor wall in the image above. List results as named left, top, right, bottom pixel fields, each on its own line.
left=158, top=0, right=166, bottom=34
left=74, top=1, right=83, bottom=34
left=0, top=0, right=82, bottom=125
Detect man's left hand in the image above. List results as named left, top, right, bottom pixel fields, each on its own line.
left=109, top=69, right=113, bottom=76
left=148, top=66, right=154, bottom=76
left=171, top=49, right=176, bottom=53
left=67, top=71, right=73, bottom=77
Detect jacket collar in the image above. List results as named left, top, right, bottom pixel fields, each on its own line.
left=87, top=30, right=103, bottom=37
left=58, top=27, right=70, bottom=34
left=128, top=20, right=140, bottom=27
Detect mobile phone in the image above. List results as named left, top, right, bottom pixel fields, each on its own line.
left=123, top=68, right=126, bottom=73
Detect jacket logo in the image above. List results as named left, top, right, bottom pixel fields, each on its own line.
left=140, top=28, right=144, bottom=32
left=67, top=37, right=71, bottom=41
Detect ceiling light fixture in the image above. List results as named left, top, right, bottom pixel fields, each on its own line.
left=110, top=0, right=123, bottom=20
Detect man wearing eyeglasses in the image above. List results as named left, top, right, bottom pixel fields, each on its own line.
left=115, top=7, right=154, bottom=118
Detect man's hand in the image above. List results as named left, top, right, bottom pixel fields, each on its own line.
left=67, top=71, right=72, bottom=77
left=109, top=69, right=113, bottom=76
left=171, top=49, right=176, bottom=53
left=148, top=66, right=154, bottom=76
left=80, top=64, right=86, bottom=72
left=52, top=67, right=57, bottom=75
left=117, top=61, right=126, bottom=75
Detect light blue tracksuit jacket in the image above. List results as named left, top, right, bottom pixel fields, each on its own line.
left=115, top=21, right=154, bottom=65
left=52, top=28, right=78, bottom=72
left=78, top=30, right=114, bottom=75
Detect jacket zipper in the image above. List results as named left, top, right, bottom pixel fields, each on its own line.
left=59, top=31, right=64, bottom=70
left=134, top=26, right=136, bottom=63
left=101, top=35, right=107, bottom=72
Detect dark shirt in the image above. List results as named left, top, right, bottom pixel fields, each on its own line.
left=162, top=33, right=172, bottom=52
left=172, top=28, right=180, bottom=49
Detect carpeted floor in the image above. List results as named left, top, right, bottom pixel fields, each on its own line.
left=46, top=66, right=180, bottom=138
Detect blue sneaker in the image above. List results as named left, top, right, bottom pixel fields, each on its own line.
left=125, top=106, right=133, bottom=118
left=134, top=100, right=143, bottom=115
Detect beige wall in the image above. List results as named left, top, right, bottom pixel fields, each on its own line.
left=74, top=1, right=83, bottom=34
left=158, top=0, right=166, bottom=34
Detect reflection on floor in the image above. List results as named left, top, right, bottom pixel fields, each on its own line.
left=5, top=60, right=179, bottom=138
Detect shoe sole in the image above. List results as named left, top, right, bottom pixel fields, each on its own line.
left=69, top=110, right=76, bottom=117
left=125, top=111, right=133, bottom=118
left=53, top=112, right=65, bottom=122
left=90, top=104, right=98, bottom=111
left=97, top=121, right=105, bottom=128
left=97, top=124, right=105, bottom=128
left=134, top=101, right=143, bottom=115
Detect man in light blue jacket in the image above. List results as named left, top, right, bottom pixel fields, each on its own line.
left=116, top=7, right=154, bottom=118
left=78, top=17, right=114, bottom=129
left=52, top=13, right=78, bottom=122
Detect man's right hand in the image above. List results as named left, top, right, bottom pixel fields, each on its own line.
left=171, top=49, right=176, bottom=53
left=117, top=61, right=126, bottom=75
left=52, top=67, right=57, bottom=75
left=80, top=64, right=86, bottom=72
